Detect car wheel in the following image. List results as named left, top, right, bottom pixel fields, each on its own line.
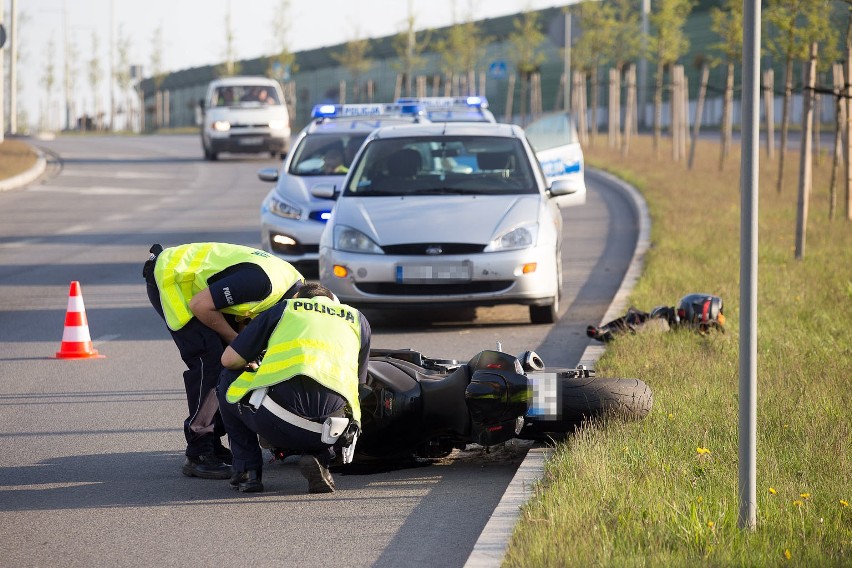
left=530, top=294, right=558, bottom=324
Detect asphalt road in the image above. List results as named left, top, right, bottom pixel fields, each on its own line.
left=0, top=135, right=638, bottom=567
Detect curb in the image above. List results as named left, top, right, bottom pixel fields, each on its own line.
left=464, top=166, right=652, bottom=567
left=0, top=143, right=47, bottom=192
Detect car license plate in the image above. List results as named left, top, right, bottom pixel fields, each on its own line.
left=396, top=261, right=472, bottom=283
left=239, top=137, right=263, bottom=145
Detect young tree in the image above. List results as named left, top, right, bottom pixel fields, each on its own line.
left=216, top=5, right=241, bottom=77
left=392, top=0, right=431, bottom=97
left=88, top=32, right=103, bottom=130
left=433, top=2, right=487, bottom=96
left=507, top=8, right=547, bottom=125
left=710, top=0, right=743, bottom=171
left=649, top=0, right=695, bottom=153
left=268, top=0, right=297, bottom=81
left=42, top=38, right=57, bottom=131
left=332, top=29, right=372, bottom=103
left=572, top=0, right=616, bottom=144
left=765, top=0, right=838, bottom=193
left=114, top=24, right=133, bottom=131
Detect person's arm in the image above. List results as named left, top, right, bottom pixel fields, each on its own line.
left=221, top=345, right=249, bottom=370
left=188, top=288, right=239, bottom=343
left=356, top=314, right=372, bottom=384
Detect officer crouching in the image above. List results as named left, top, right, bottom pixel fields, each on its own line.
left=217, top=282, right=371, bottom=493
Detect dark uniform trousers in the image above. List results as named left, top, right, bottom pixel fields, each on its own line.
left=217, top=372, right=345, bottom=473
left=145, top=262, right=227, bottom=458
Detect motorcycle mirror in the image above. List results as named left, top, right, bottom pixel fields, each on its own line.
left=519, top=350, right=545, bottom=372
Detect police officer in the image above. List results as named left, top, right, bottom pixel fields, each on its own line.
left=217, top=282, right=370, bottom=494
left=143, top=242, right=304, bottom=480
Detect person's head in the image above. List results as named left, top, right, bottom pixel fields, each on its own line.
left=345, top=137, right=363, bottom=163
left=323, top=148, right=344, bottom=173
left=257, top=88, right=269, bottom=101
left=294, top=281, right=338, bottom=302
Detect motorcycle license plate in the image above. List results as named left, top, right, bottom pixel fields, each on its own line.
left=396, top=261, right=472, bottom=283
left=239, top=137, right=263, bottom=145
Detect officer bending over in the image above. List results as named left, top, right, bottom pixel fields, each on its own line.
left=144, top=242, right=304, bottom=480
left=218, top=282, right=371, bottom=494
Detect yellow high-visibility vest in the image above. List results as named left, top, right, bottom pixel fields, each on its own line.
left=226, top=296, right=362, bottom=423
left=153, top=242, right=302, bottom=331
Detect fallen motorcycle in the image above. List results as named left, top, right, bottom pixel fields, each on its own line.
left=268, top=347, right=653, bottom=464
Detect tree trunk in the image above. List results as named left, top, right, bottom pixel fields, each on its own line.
left=777, top=56, right=793, bottom=193
left=763, top=68, right=775, bottom=159
left=688, top=63, right=710, bottom=170
left=829, top=62, right=845, bottom=221
left=504, top=73, right=516, bottom=123
left=591, top=68, right=599, bottom=147
left=795, top=43, right=817, bottom=260
left=720, top=61, right=734, bottom=171
left=653, top=60, right=664, bottom=154
left=622, top=64, right=636, bottom=157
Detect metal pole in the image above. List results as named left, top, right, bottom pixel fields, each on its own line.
left=0, top=5, right=4, bottom=143
left=9, top=0, right=17, bottom=135
left=738, top=0, right=760, bottom=531
left=564, top=10, right=571, bottom=114
left=638, top=0, right=650, bottom=129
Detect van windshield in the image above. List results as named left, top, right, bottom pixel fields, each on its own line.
left=212, top=85, right=281, bottom=108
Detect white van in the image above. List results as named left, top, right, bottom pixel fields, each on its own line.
left=199, top=76, right=291, bottom=161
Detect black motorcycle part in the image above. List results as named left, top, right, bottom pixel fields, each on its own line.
left=467, top=350, right=524, bottom=374
left=519, top=372, right=653, bottom=439
left=357, top=357, right=472, bottom=457
left=466, top=369, right=530, bottom=447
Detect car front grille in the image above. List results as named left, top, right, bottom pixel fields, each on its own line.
left=355, top=281, right=513, bottom=296
left=381, top=243, right=486, bottom=255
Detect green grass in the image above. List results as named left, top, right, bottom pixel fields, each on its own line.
left=504, top=136, right=852, bottom=566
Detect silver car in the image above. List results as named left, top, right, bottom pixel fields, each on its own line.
left=258, top=103, right=427, bottom=273
left=317, top=121, right=582, bottom=324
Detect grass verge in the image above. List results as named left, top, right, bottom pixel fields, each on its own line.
left=504, top=136, right=851, bottom=566
left=0, top=139, right=38, bottom=179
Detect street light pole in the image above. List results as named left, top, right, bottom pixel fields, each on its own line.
left=9, top=0, right=17, bottom=135
left=63, top=0, right=72, bottom=131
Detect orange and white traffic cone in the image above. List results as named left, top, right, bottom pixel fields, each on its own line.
left=55, top=281, right=105, bottom=359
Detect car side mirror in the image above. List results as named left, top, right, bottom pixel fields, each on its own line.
left=257, top=168, right=279, bottom=183
left=311, top=183, right=337, bottom=199
left=549, top=179, right=577, bottom=196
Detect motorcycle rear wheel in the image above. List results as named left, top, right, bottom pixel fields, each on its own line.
left=520, top=376, right=653, bottom=439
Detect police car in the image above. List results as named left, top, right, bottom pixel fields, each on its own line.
left=396, top=96, right=497, bottom=123
left=315, top=120, right=583, bottom=324
left=257, top=103, right=427, bottom=273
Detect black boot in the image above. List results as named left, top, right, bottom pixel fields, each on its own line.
left=181, top=453, right=232, bottom=480
left=230, top=469, right=263, bottom=493
left=213, top=438, right=233, bottom=465
left=298, top=454, right=335, bottom=494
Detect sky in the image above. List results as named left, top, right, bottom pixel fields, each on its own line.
left=13, top=0, right=572, bottom=131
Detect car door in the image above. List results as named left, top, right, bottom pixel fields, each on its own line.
left=525, top=113, right=587, bottom=208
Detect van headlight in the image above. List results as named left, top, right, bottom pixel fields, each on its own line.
left=266, top=194, right=302, bottom=219
left=269, top=119, right=288, bottom=131
left=334, top=225, right=383, bottom=254
left=212, top=120, right=231, bottom=132
left=484, top=224, right=538, bottom=251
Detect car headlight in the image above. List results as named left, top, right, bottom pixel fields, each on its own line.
left=269, top=119, right=288, bottom=131
left=334, top=225, right=383, bottom=254
left=212, top=120, right=231, bottom=132
left=267, top=194, right=302, bottom=219
left=484, top=224, right=538, bottom=252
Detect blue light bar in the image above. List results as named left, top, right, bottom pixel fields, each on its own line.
left=311, top=103, right=423, bottom=119
left=396, top=96, right=489, bottom=109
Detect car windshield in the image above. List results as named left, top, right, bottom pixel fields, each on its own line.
left=343, top=136, right=537, bottom=196
left=212, top=85, right=281, bottom=108
left=288, top=134, right=367, bottom=176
